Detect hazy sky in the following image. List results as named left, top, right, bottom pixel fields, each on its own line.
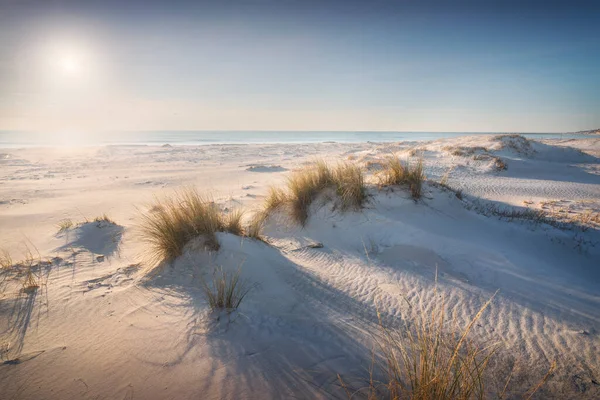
left=1, top=0, right=599, bottom=133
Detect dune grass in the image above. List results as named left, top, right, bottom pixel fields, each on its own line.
left=201, top=267, right=251, bottom=312
left=340, top=294, right=498, bottom=399
left=139, top=189, right=224, bottom=262
left=0, top=249, right=13, bottom=269
left=334, top=162, right=368, bottom=211
left=20, top=243, right=42, bottom=293
left=57, top=218, right=74, bottom=232
left=264, top=160, right=368, bottom=226
left=339, top=291, right=554, bottom=399
left=94, top=213, right=115, bottom=224
left=378, top=156, right=425, bottom=200
left=223, top=209, right=245, bottom=236
left=246, top=211, right=267, bottom=241
left=140, top=188, right=262, bottom=263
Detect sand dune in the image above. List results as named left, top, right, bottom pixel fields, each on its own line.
left=1, top=136, right=599, bottom=399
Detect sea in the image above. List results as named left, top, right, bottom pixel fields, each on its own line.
left=0, top=130, right=591, bottom=148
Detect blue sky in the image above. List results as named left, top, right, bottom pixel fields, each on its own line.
left=0, top=0, right=598, bottom=132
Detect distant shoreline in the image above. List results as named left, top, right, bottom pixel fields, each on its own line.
left=0, top=131, right=594, bottom=148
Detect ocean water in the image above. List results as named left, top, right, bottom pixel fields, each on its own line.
left=0, top=130, right=590, bottom=148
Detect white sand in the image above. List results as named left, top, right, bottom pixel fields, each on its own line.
left=1, top=135, right=599, bottom=399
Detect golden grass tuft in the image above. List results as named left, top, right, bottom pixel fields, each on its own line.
left=378, top=156, right=425, bottom=200
left=57, top=219, right=74, bottom=232
left=223, top=209, right=245, bottom=236
left=339, top=290, right=554, bottom=399
left=264, top=186, right=288, bottom=213
left=0, top=249, right=13, bottom=269
left=20, top=243, right=42, bottom=293
left=139, top=189, right=259, bottom=263
left=334, top=162, right=368, bottom=211
left=246, top=211, right=267, bottom=241
left=263, top=160, right=368, bottom=226
left=201, top=267, right=251, bottom=312
left=139, top=188, right=223, bottom=262
left=94, top=213, right=115, bottom=224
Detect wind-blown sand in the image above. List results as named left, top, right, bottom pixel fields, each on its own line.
left=1, top=135, right=599, bottom=399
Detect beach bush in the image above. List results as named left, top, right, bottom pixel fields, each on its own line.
left=378, top=156, right=425, bottom=200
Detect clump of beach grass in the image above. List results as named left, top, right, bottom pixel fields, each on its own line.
left=263, top=160, right=368, bottom=226
left=334, top=162, right=368, bottom=211
left=139, top=188, right=224, bottom=262
left=201, top=267, right=251, bottom=312
left=140, top=189, right=258, bottom=263
left=264, top=187, right=288, bottom=213
left=57, top=219, right=74, bottom=232
left=0, top=249, right=13, bottom=270
left=20, top=243, right=42, bottom=293
left=94, top=213, right=115, bottom=225
left=245, top=211, right=268, bottom=241
left=378, top=156, right=425, bottom=200
left=339, top=290, right=554, bottom=399
left=223, top=209, right=245, bottom=236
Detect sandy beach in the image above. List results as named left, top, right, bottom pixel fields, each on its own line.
left=0, top=134, right=598, bottom=399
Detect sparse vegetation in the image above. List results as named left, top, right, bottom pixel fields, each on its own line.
left=139, top=188, right=262, bottom=263
left=434, top=181, right=464, bottom=201
left=334, top=162, right=368, bottom=211
left=436, top=168, right=464, bottom=200
left=57, top=218, right=74, bottom=232
left=200, top=267, right=251, bottom=312
left=20, top=243, right=42, bottom=293
left=94, top=213, right=115, bottom=225
left=339, top=293, right=498, bottom=399
left=0, top=249, right=13, bottom=269
left=223, top=209, right=245, bottom=236
left=57, top=214, right=117, bottom=233
left=263, top=160, right=368, bottom=226
left=246, top=211, right=267, bottom=241
left=264, top=186, right=288, bottom=214
left=378, top=156, right=425, bottom=200
left=339, top=292, right=554, bottom=399
left=481, top=204, right=549, bottom=224
left=443, top=145, right=488, bottom=157
left=495, top=134, right=534, bottom=156
left=139, top=188, right=224, bottom=262
left=493, top=157, right=507, bottom=171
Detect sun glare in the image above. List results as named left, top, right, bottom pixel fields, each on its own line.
left=60, top=56, right=81, bottom=74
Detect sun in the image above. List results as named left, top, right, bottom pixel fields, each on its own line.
left=59, top=55, right=81, bottom=74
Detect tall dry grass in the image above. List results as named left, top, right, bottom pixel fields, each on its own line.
left=94, top=213, right=115, bottom=224
left=335, top=162, right=368, bottom=211
left=57, top=219, right=74, bottom=232
left=339, top=291, right=554, bottom=399
left=201, top=267, right=251, bottom=311
left=264, top=160, right=368, bottom=226
left=223, top=209, right=245, bottom=236
left=378, top=157, right=425, bottom=200
left=139, top=189, right=225, bottom=262
left=0, top=249, right=13, bottom=269
left=246, top=211, right=267, bottom=241
left=139, top=189, right=266, bottom=263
